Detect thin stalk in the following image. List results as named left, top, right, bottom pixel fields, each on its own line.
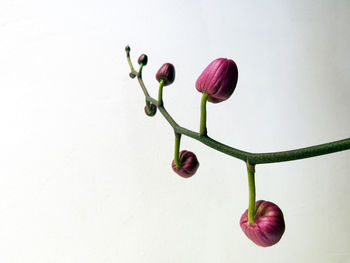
left=138, top=63, right=144, bottom=77
left=158, top=79, right=165, bottom=107
left=247, top=161, right=256, bottom=224
left=174, top=132, right=181, bottom=168
left=199, top=92, right=209, bottom=136
left=126, top=51, right=136, bottom=75
left=138, top=63, right=151, bottom=111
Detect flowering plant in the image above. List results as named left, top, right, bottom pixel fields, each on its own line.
left=126, top=45, right=350, bottom=247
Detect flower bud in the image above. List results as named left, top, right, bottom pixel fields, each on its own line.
left=129, top=72, right=136, bottom=79
left=196, top=58, right=238, bottom=103
left=240, top=200, right=285, bottom=247
left=125, top=45, right=130, bottom=53
left=144, top=103, right=157, bottom=116
left=156, top=63, right=175, bottom=86
left=171, top=150, right=199, bottom=178
left=138, top=54, right=148, bottom=66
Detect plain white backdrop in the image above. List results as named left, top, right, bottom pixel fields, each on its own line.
left=0, top=0, right=349, bottom=262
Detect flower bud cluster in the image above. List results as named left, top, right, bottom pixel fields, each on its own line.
left=127, top=46, right=286, bottom=247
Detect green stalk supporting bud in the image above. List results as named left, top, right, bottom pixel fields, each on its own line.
left=126, top=45, right=137, bottom=78
left=138, top=63, right=144, bottom=78
left=158, top=79, right=165, bottom=107
left=247, top=160, right=256, bottom=224
left=174, top=132, right=181, bottom=168
left=199, top=92, right=209, bottom=136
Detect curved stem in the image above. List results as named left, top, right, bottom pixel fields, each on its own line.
left=158, top=79, right=165, bottom=107
left=199, top=92, right=209, bottom=136
left=127, top=50, right=150, bottom=98
left=139, top=63, right=152, bottom=112
left=247, top=161, right=256, bottom=224
left=126, top=50, right=136, bottom=74
left=138, top=63, right=144, bottom=77
left=126, top=47, right=350, bottom=165
left=174, top=132, right=181, bottom=168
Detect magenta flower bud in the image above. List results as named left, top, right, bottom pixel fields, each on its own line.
left=240, top=200, right=285, bottom=247
left=156, top=63, right=175, bottom=86
left=144, top=103, right=157, bottom=116
left=171, top=150, right=199, bottom=178
left=196, top=58, right=238, bottom=103
left=138, top=54, right=148, bottom=65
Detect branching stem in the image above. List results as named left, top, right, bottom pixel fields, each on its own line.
left=126, top=48, right=350, bottom=165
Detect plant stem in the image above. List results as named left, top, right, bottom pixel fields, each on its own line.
left=247, top=161, right=256, bottom=224
left=174, top=132, right=181, bottom=168
left=126, top=47, right=350, bottom=166
left=138, top=63, right=151, bottom=112
left=138, top=63, right=144, bottom=76
left=127, top=50, right=150, bottom=98
left=200, top=92, right=209, bottom=136
left=126, top=51, right=136, bottom=73
left=158, top=79, right=165, bottom=107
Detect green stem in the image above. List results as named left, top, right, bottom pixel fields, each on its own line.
left=247, top=161, right=256, bottom=224
left=126, top=47, right=350, bottom=165
left=158, top=79, right=165, bottom=107
left=138, top=63, right=144, bottom=77
left=200, top=92, right=209, bottom=136
left=138, top=63, right=151, bottom=112
left=174, top=132, right=181, bottom=168
left=126, top=51, right=136, bottom=75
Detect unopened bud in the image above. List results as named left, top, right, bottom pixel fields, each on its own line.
left=240, top=200, right=285, bottom=247
left=144, top=103, right=157, bottom=117
left=156, top=63, right=175, bottom=86
left=196, top=58, right=238, bottom=103
left=138, top=54, right=148, bottom=66
left=125, top=45, right=130, bottom=53
left=171, top=150, right=199, bottom=178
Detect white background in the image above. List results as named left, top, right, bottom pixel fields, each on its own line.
left=1, top=0, right=350, bottom=262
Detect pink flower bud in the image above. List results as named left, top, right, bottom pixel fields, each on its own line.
left=156, top=63, right=175, bottom=86
left=171, top=150, right=199, bottom=178
left=196, top=58, right=238, bottom=103
left=240, top=200, right=285, bottom=247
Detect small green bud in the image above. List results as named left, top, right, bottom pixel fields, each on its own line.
left=144, top=103, right=157, bottom=117
left=129, top=72, right=136, bottom=78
